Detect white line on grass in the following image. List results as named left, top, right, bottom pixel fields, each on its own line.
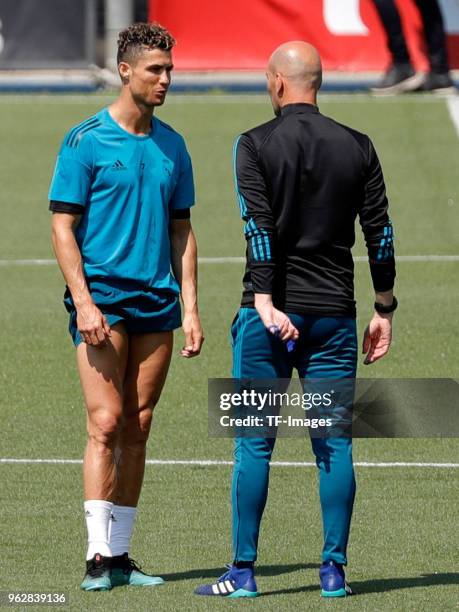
left=0, top=259, right=56, bottom=266
left=446, top=97, right=459, bottom=138
left=0, top=93, right=454, bottom=105
left=0, top=255, right=458, bottom=267
left=0, top=458, right=457, bottom=468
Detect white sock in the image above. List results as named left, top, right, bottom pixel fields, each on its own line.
left=84, top=500, right=113, bottom=560
left=109, top=505, right=137, bottom=556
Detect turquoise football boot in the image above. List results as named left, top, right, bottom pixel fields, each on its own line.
left=80, top=554, right=112, bottom=591
left=110, top=553, right=165, bottom=587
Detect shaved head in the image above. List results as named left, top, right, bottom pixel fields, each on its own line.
left=268, top=41, right=322, bottom=89
left=266, top=41, right=322, bottom=114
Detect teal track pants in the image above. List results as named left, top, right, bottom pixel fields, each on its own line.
left=231, top=308, right=357, bottom=565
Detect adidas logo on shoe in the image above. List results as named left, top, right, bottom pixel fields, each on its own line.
left=195, top=564, right=258, bottom=598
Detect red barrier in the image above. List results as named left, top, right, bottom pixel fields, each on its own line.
left=148, top=0, right=459, bottom=71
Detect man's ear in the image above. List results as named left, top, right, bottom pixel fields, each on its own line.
left=275, top=73, right=284, bottom=98
left=118, top=61, right=131, bottom=85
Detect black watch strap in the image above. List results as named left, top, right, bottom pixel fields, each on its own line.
left=374, top=296, right=398, bottom=314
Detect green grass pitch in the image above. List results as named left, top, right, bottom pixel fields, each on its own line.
left=0, top=93, right=458, bottom=611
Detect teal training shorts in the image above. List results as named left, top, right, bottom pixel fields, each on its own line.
left=64, top=278, right=181, bottom=347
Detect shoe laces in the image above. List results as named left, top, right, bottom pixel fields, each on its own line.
left=124, top=557, right=143, bottom=575
left=217, top=564, right=233, bottom=583
left=87, top=559, right=106, bottom=578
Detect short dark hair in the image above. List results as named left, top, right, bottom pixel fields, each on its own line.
left=117, top=22, right=176, bottom=65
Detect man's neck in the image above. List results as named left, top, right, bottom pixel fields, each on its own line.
left=280, top=92, right=318, bottom=108
left=109, top=90, right=154, bottom=136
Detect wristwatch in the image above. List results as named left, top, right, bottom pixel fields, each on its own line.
left=374, top=296, right=398, bottom=314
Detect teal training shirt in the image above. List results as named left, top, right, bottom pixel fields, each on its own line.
left=49, top=107, right=195, bottom=294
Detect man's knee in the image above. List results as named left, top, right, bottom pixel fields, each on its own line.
left=312, top=437, right=353, bottom=468
left=234, top=437, right=275, bottom=466
left=121, top=403, right=154, bottom=448
left=87, top=407, right=122, bottom=449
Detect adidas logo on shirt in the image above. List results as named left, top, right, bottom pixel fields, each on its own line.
left=111, top=159, right=127, bottom=170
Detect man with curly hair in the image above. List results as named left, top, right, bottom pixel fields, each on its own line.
left=49, top=23, right=204, bottom=591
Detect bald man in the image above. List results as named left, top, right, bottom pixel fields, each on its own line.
left=196, top=42, right=396, bottom=599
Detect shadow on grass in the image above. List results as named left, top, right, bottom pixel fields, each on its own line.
left=261, top=572, right=459, bottom=597
left=161, top=562, right=318, bottom=582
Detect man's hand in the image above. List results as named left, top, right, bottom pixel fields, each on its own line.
left=181, top=309, right=204, bottom=358
left=254, top=294, right=299, bottom=342
left=76, top=302, right=111, bottom=348
left=362, top=312, right=393, bottom=365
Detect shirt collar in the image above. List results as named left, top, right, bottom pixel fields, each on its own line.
left=280, top=103, right=319, bottom=116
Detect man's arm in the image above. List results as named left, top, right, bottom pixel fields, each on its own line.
left=359, top=139, right=397, bottom=365
left=51, top=212, right=110, bottom=347
left=234, top=134, right=298, bottom=342
left=169, top=218, right=204, bottom=357
left=362, top=289, right=394, bottom=365
left=253, top=294, right=299, bottom=342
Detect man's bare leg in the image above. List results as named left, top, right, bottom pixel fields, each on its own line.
left=114, top=330, right=173, bottom=507
left=108, top=331, right=173, bottom=585
left=76, top=324, right=129, bottom=566
left=77, top=324, right=129, bottom=500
